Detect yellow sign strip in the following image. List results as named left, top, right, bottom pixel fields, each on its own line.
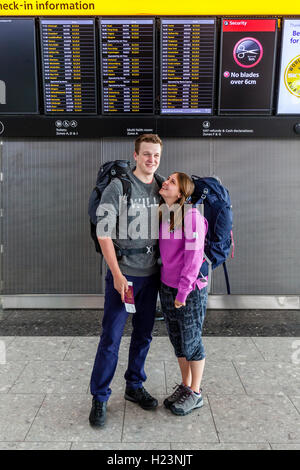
left=0, top=0, right=299, bottom=16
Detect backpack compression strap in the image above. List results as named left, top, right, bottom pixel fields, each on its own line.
left=223, top=262, right=231, bottom=295
left=114, top=244, right=159, bottom=260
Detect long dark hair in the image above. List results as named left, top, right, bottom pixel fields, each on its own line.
left=159, top=172, right=195, bottom=232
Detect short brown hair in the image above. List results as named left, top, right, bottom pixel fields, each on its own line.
left=134, top=134, right=163, bottom=154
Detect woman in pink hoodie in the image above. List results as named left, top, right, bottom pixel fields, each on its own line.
left=158, top=172, right=208, bottom=416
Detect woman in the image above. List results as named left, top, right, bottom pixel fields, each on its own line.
left=158, top=172, right=208, bottom=416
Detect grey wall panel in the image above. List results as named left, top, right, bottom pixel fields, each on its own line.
left=1, top=137, right=300, bottom=296
left=101, top=137, right=212, bottom=176
left=2, top=140, right=103, bottom=294
left=212, top=139, right=300, bottom=294
left=155, top=138, right=212, bottom=178
left=102, top=138, right=134, bottom=162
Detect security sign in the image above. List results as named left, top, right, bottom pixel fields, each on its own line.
left=219, top=18, right=277, bottom=115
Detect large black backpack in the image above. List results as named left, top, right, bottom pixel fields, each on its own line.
left=88, top=160, right=132, bottom=253
left=88, top=160, right=164, bottom=254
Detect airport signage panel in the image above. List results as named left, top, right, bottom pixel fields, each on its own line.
left=277, top=18, right=300, bottom=114
left=218, top=18, right=277, bottom=114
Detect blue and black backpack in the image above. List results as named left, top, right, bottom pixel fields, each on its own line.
left=190, top=175, right=234, bottom=294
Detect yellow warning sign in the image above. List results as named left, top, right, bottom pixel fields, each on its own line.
left=284, top=55, right=300, bottom=98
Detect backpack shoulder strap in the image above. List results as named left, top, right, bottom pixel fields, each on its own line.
left=119, top=177, right=131, bottom=197
left=154, top=173, right=164, bottom=188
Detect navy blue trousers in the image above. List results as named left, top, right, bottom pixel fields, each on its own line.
left=90, top=269, right=159, bottom=402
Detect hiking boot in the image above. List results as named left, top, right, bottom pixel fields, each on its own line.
left=170, top=387, right=203, bottom=416
left=163, top=383, right=188, bottom=409
left=124, top=386, right=158, bottom=410
left=89, top=397, right=107, bottom=427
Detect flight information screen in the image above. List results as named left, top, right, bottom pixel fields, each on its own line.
left=40, top=19, right=97, bottom=114
left=160, top=18, right=216, bottom=114
left=100, top=18, right=155, bottom=114
left=0, top=19, right=38, bottom=114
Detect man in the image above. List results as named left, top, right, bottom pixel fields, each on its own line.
left=89, top=134, right=164, bottom=427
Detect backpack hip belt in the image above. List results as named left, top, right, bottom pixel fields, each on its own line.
left=114, top=244, right=159, bottom=260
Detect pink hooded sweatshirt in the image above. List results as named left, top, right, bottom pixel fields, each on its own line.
left=159, top=207, right=208, bottom=304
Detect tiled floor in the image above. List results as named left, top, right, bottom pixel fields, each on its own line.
left=0, top=335, right=300, bottom=450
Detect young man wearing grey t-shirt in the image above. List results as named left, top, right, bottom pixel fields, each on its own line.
left=89, top=134, right=164, bottom=427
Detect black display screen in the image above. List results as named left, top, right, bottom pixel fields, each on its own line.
left=0, top=15, right=299, bottom=140
left=100, top=18, right=155, bottom=114
left=160, top=18, right=216, bottom=114
left=40, top=19, right=97, bottom=114
left=218, top=18, right=277, bottom=114
left=0, top=18, right=38, bottom=114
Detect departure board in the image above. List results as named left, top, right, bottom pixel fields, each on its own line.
left=160, top=19, right=216, bottom=114
left=100, top=19, right=155, bottom=114
left=40, top=19, right=97, bottom=114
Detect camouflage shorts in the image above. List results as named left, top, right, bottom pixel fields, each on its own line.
left=159, top=283, right=208, bottom=361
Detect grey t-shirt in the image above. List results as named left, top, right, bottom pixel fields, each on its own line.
left=96, top=170, right=163, bottom=276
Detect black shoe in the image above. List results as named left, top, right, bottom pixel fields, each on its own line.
left=124, top=386, right=158, bottom=410
left=89, top=397, right=107, bottom=427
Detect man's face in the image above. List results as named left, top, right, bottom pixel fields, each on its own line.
left=133, top=142, right=161, bottom=176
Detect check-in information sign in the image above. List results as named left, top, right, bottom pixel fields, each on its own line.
left=277, top=19, right=300, bottom=115
left=219, top=18, right=277, bottom=114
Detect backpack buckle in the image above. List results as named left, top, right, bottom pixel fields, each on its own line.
left=115, top=248, right=122, bottom=260
left=200, top=188, right=208, bottom=201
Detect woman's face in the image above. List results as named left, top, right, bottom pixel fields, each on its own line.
left=159, top=173, right=182, bottom=204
